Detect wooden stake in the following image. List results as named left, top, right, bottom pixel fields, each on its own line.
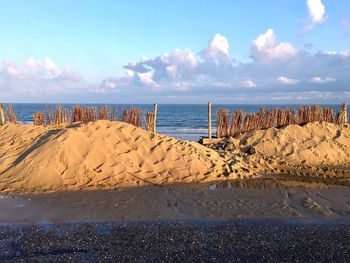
left=342, top=103, right=347, bottom=124
left=208, top=102, right=212, bottom=138
left=153, top=103, right=158, bottom=133
left=0, top=104, right=5, bottom=125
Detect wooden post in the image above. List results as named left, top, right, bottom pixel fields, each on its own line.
left=208, top=102, right=212, bottom=138
left=342, top=103, right=347, bottom=124
left=153, top=103, right=158, bottom=133
left=0, top=104, right=5, bottom=125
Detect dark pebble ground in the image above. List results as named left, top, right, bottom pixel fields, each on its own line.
left=1, top=220, right=350, bottom=262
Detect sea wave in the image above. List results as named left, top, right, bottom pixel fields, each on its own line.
left=175, top=128, right=209, bottom=132
left=158, top=127, right=215, bottom=134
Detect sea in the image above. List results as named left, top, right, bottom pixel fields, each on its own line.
left=3, top=103, right=349, bottom=141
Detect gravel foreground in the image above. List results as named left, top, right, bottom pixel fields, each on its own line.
left=1, top=220, right=350, bottom=262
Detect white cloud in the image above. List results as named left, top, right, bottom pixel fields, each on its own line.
left=309, top=77, right=336, bottom=83
left=307, top=0, right=326, bottom=28
left=112, top=34, right=234, bottom=91
left=173, top=82, right=191, bottom=91
left=323, top=50, right=350, bottom=57
left=124, top=49, right=198, bottom=84
left=210, top=82, right=233, bottom=88
left=209, top=34, right=229, bottom=55
left=339, top=50, right=350, bottom=57
left=138, top=72, right=161, bottom=88
left=100, top=75, right=131, bottom=92
left=241, top=80, right=257, bottom=88
left=59, top=67, right=82, bottom=82
left=4, top=63, right=22, bottom=77
left=201, top=33, right=231, bottom=65
left=251, top=28, right=298, bottom=62
left=104, top=81, right=116, bottom=89
left=265, top=91, right=337, bottom=102
left=25, top=57, right=66, bottom=76
left=276, top=76, right=300, bottom=85
left=43, top=57, right=61, bottom=75
left=323, top=51, right=337, bottom=56
left=26, top=57, right=39, bottom=68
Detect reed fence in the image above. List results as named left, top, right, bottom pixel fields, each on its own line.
left=216, top=103, right=348, bottom=138
left=122, top=107, right=141, bottom=127
left=147, top=112, right=156, bottom=132
left=33, top=112, right=45, bottom=126
left=30, top=104, right=158, bottom=132
left=0, top=104, right=18, bottom=124
left=6, top=105, right=17, bottom=124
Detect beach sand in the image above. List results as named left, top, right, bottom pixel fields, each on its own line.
left=1, top=120, right=350, bottom=194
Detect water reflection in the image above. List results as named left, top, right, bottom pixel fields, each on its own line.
left=209, top=177, right=349, bottom=190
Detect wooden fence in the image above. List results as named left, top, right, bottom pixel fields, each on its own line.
left=215, top=103, right=348, bottom=138
left=0, top=104, right=16, bottom=125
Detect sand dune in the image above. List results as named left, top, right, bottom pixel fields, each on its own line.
left=0, top=121, right=230, bottom=194
left=226, top=122, right=350, bottom=181
left=1, top=121, right=350, bottom=194
left=238, top=122, right=350, bottom=167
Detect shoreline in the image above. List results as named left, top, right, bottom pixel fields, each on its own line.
left=2, top=217, right=350, bottom=228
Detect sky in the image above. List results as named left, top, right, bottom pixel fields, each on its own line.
left=0, top=0, right=349, bottom=104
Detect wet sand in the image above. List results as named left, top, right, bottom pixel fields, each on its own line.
left=1, top=179, right=350, bottom=224
left=1, top=220, right=350, bottom=262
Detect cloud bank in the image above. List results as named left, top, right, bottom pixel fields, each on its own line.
left=94, top=29, right=349, bottom=103
left=0, top=57, right=84, bottom=100
left=1, top=28, right=350, bottom=103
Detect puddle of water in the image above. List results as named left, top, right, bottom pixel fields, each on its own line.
left=209, top=177, right=349, bottom=190
left=0, top=195, right=29, bottom=209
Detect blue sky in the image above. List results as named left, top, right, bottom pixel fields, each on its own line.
left=0, top=0, right=349, bottom=103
